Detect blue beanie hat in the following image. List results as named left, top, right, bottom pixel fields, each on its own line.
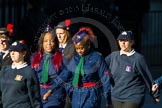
left=117, top=31, right=134, bottom=40
left=9, top=40, right=28, bottom=51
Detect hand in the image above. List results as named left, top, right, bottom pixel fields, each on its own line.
left=152, top=84, right=159, bottom=92
left=43, top=90, right=52, bottom=101
left=154, top=97, right=160, bottom=103
left=106, top=104, right=112, bottom=108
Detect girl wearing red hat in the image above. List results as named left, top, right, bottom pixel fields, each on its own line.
left=43, top=27, right=111, bottom=108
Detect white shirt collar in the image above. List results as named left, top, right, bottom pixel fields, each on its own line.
left=2, top=50, right=9, bottom=59
left=0, top=50, right=6, bottom=54
left=11, top=62, right=28, bottom=69
left=120, top=49, right=136, bottom=56
left=59, top=43, right=67, bottom=48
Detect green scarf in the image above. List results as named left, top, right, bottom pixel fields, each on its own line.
left=41, top=54, right=50, bottom=83
left=72, top=57, right=84, bottom=86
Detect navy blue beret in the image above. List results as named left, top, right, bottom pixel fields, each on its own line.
left=72, top=30, right=87, bottom=43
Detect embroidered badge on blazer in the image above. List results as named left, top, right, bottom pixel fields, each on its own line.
left=14, top=75, right=23, bottom=81
left=125, top=65, right=132, bottom=72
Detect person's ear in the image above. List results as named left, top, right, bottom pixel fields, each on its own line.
left=23, top=51, right=27, bottom=57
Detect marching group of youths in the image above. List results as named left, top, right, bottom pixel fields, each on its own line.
left=0, top=19, right=161, bottom=108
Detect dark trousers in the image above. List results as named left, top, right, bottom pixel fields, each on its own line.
left=112, top=101, right=142, bottom=108
left=0, top=92, right=2, bottom=108
left=64, top=95, right=72, bottom=108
